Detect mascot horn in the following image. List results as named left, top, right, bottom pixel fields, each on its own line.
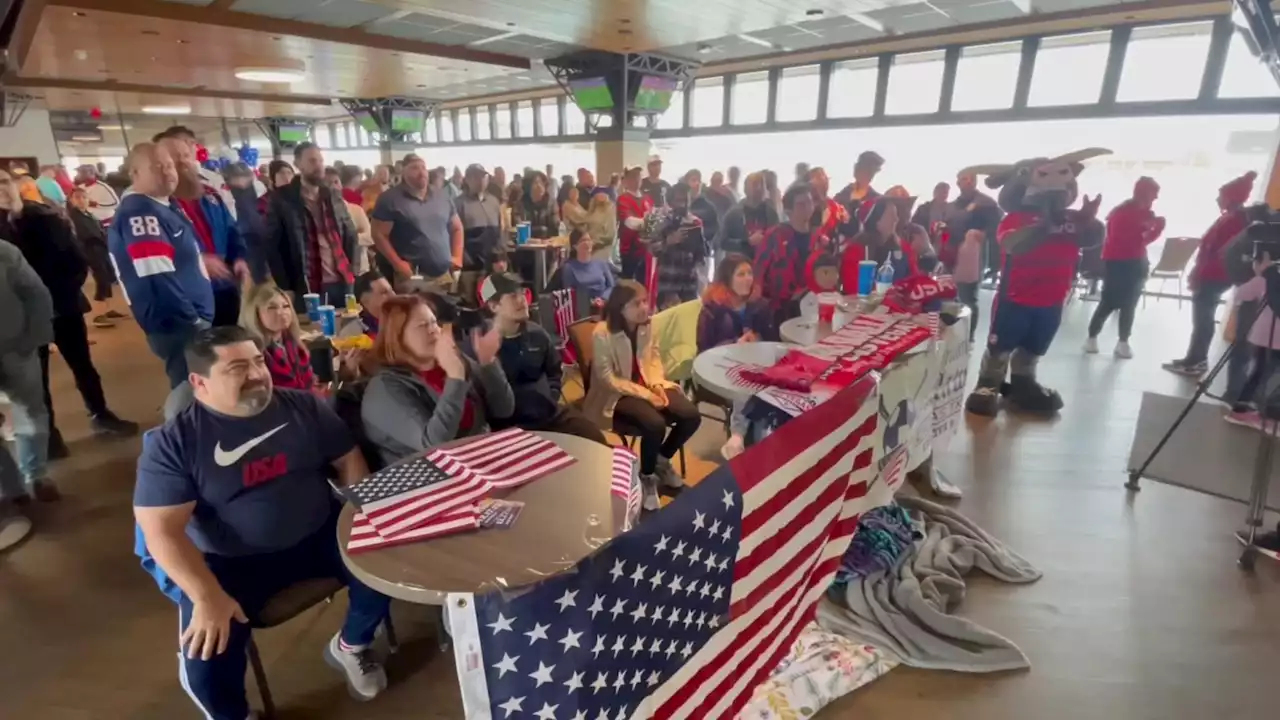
left=961, top=148, right=1110, bottom=417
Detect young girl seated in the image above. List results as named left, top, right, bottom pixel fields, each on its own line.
left=561, top=229, right=616, bottom=307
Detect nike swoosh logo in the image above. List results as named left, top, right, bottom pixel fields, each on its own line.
left=213, top=423, right=287, bottom=467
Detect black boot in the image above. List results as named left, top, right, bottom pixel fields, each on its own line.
left=91, top=410, right=140, bottom=437
left=964, top=385, right=1001, bottom=417
left=47, top=427, right=70, bottom=460
left=1005, top=375, right=1063, bottom=414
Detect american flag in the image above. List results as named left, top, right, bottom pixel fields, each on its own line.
left=348, top=507, right=480, bottom=554
left=445, top=375, right=882, bottom=720
left=551, top=288, right=580, bottom=366
left=722, top=362, right=769, bottom=393
left=611, top=447, right=641, bottom=531
left=432, top=428, right=578, bottom=490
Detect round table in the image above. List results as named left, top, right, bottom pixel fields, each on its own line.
left=337, top=432, right=622, bottom=605
left=691, top=341, right=796, bottom=404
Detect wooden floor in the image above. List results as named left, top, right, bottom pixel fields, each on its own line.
left=3, top=294, right=1279, bottom=720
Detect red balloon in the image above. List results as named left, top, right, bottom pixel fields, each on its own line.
left=89, top=107, right=102, bottom=119
left=195, top=144, right=209, bottom=162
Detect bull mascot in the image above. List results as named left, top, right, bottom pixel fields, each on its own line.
left=963, top=148, right=1110, bottom=416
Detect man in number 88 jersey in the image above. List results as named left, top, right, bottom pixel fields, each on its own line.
left=108, top=142, right=215, bottom=389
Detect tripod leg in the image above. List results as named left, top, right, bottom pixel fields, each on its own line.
left=1128, top=342, right=1236, bottom=491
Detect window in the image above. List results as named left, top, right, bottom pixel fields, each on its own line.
left=691, top=76, right=725, bottom=128
left=731, top=71, right=768, bottom=125
left=494, top=104, right=512, bottom=139
left=777, top=65, right=821, bottom=122
left=317, top=124, right=333, bottom=149
left=952, top=42, right=1020, bottom=111
left=827, top=58, right=877, bottom=118
left=1220, top=27, right=1280, bottom=98
left=539, top=99, right=560, bottom=136
left=1117, top=22, right=1213, bottom=102
left=885, top=50, right=944, bottom=115
left=475, top=107, right=492, bottom=140
left=335, top=122, right=348, bottom=148
left=658, top=88, right=685, bottom=130
left=424, top=116, right=437, bottom=144
left=595, top=113, right=614, bottom=128
left=456, top=108, right=472, bottom=142
left=565, top=102, right=586, bottom=134
left=357, top=124, right=370, bottom=147
left=438, top=111, right=454, bottom=142
left=516, top=100, right=535, bottom=138
left=1028, top=31, right=1111, bottom=107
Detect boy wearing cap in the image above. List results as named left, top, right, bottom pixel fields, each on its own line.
left=475, top=273, right=607, bottom=443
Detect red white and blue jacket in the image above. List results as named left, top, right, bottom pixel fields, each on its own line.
left=108, top=194, right=214, bottom=334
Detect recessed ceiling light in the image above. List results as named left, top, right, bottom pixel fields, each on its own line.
left=96, top=123, right=133, bottom=130
left=74, top=49, right=88, bottom=60
left=142, top=29, right=160, bottom=36
left=235, top=65, right=306, bottom=83
left=506, top=21, right=515, bottom=27
left=142, top=104, right=192, bottom=115
left=71, top=134, right=101, bottom=142
left=177, top=39, right=188, bottom=44
left=618, top=29, right=632, bottom=35
left=620, top=18, right=631, bottom=24
left=272, top=36, right=282, bottom=41
left=805, top=8, right=824, bottom=15
left=73, top=11, right=85, bottom=17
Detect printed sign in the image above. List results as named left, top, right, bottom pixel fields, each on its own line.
left=930, top=316, right=971, bottom=449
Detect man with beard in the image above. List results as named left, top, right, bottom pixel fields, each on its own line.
left=155, top=127, right=248, bottom=326
left=135, top=325, right=393, bottom=719
left=951, top=170, right=1003, bottom=280
left=715, top=171, right=778, bottom=261
left=110, top=143, right=216, bottom=389
left=264, top=142, right=359, bottom=310
left=371, top=154, right=463, bottom=290
left=456, top=164, right=503, bottom=303
left=641, top=155, right=671, bottom=208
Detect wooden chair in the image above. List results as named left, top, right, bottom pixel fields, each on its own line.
left=1144, top=237, right=1200, bottom=308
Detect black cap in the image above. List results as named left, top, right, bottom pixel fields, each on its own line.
left=479, top=272, right=524, bottom=305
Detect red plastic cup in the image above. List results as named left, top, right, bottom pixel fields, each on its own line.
left=817, top=292, right=839, bottom=324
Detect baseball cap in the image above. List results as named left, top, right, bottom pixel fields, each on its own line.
left=478, top=272, right=525, bottom=305
left=647, top=155, right=662, bottom=166
left=465, top=163, right=489, bottom=178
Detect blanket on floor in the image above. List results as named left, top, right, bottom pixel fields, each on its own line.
left=816, top=495, right=1042, bottom=673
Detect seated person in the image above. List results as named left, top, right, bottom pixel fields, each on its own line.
left=239, top=283, right=314, bottom=390
left=354, top=269, right=395, bottom=338
left=475, top=273, right=606, bottom=443
left=561, top=228, right=615, bottom=307
left=840, top=197, right=919, bottom=292
left=134, top=326, right=392, bottom=719
left=697, top=253, right=773, bottom=352
left=583, top=280, right=701, bottom=510
left=360, top=295, right=514, bottom=467
left=475, top=247, right=511, bottom=307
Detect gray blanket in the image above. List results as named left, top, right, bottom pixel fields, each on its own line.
left=816, top=495, right=1042, bottom=673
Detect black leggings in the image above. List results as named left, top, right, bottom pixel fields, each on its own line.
left=1183, top=281, right=1231, bottom=365
left=1088, top=258, right=1148, bottom=341
left=612, top=389, right=701, bottom=475
left=1233, top=345, right=1280, bottom=412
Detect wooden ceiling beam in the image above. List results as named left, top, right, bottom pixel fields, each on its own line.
left=3, top=74, right=336, bottom=106
left=41, top=0, right=533, bottom=70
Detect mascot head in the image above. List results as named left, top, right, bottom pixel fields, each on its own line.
left=961, top=147, right=1111, bottom=217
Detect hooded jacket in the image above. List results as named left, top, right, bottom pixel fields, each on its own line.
left=0, top=238, right=53, bottom=356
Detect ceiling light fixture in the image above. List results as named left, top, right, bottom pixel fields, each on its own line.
left=70, top=135, right=101, bottom=142
left=234, top=65, right=306, bottom=83
left=96, top=123, right=133, bottom=130
left=142, top=103, right=191, bottom=115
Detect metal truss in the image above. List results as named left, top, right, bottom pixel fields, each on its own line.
left=546, top=51, right=700, bottom=132
left=0, top=91, right=32, bottom=128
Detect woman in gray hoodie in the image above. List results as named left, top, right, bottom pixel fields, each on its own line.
left=360, top=294, right=514, bottom=468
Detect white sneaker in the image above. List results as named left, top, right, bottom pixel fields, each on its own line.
left=656, top=456, right=684, bottom=489
left=1082, top=337, right=1099, bottom=354
left=1114, top=341, right=1133, bottom=359
left=0, top=514, right=32, bottom=552
left=323, top=633, right=387, bottom=701
left=640, top=474, right=661, bottom=511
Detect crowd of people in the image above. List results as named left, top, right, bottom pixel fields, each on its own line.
left=6, top=120, right=1280, bottom=715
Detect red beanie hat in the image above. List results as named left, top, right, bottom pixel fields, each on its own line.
left=1134, top=176, right=1160, bottom=195
left=1219, top=171, right=1257, bottom=207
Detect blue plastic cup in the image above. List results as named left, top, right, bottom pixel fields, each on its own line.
left=303, top=293, right=321, bottom=321
left=857, top=260, right=877, bottom=296
left=318, top=305, right=336, bottom=336
left=516, top=222, right=531, bottom=245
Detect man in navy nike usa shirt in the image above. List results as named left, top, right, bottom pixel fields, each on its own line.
left=134, top=326, right=391, bottom=719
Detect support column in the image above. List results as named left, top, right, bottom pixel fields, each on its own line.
left=593, top=127, right=651, bottom=181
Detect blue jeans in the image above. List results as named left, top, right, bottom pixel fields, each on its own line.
left=146, top=326, right=199, bottom=390
left=177, top=514, right=390, bottom=720
left=0, top=350, right=49, bottom=494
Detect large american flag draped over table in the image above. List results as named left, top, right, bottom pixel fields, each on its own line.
left=447, top=376, right=883, bottom=720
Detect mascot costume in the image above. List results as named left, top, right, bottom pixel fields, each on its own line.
left=962, top=148, right=1109, bottom=416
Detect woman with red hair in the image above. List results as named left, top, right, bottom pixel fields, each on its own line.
left=1164, top=171, right=1257, bottom=376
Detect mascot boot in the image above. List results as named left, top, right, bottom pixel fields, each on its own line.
left=964, top=348, right=1009, bottom=417
left=1000, top=349, right=1063, bottom=414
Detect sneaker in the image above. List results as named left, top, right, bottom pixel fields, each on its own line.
left=1162, top=359, right=1206, bottom=376
left=91, top=411, right=139, bottom=437
left=47, top=430, right=70, bottom=460
left=1082, top=337, right=1099, bottom=354
left=32, top=480, right=61, bottom=503
left=1114, top=341, right=1133, bottom=359
left=640, top=473, right=661, bottom=512
left=656, top=456, right=684, bottom=489
left=323, top=633, right=387, bottom=702
left=90, top=314, right=114, bottom=329
left=104, top=310, right=129, bottom=320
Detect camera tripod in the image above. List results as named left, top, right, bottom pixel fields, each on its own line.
left=1126, top=300, right=1276, bottom=571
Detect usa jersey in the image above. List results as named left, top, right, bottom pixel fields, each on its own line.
left=997, top=211, right=1084, bottom=308
left=108, top=193, right=214, bottom=334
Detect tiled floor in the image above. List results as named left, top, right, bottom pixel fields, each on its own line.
left=2, top=294, right=1279, bottom=720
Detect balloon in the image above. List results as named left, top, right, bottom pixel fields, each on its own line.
left=237, top=144, right=259, bottom=167
left=195, top=144, right=209, bottom=163
left=201, top=159, right=219, bottom=171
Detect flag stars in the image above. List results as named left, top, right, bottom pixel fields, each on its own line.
left=564, top=671, right=585, bottom=693
left=630, top=636, right=647, bottom=656
left=609, top=597, right=628, bottom=620
left=554, top=589, right=578, bottom=612
left=709, top=614, right=721, bottom=628
left=529, top=661, right=555, bottom=687
left=629, top=602, right=648, bottom=623
left=648, top=569, right=666, bottom=591
left=716, top=556, right=729, bottom=572
left=646, top=670, right=662, bottom=687
left=696, top=612, right=707, bottom=630
left=630, top=670, right=644, bottom=689
left=699, top=581, right=711, bottom=599
left=722, top=490, right=735, bottom=509
left=703, top=552, right=718, bottom=573
left=721, top=526, right=733, bottom=542
left=558, top=628, right=583, bottom=652
left=668, top=575, right=684, bottom=594
left=587, top=594, right=605, bottom=619
left=672, top=540, right=687, bottom=559
left=629, top=563, right=648, bottom=587
left=534, top=702, right=559, bottom=720
left=498, top=696, right=525, bottom=718
left=681, top=642, right=694, bottom=659
left=572, top=712, right=588, bottom=720
left=687, top=546, right=703, bottom=565
left=654, top=534, right=670, bottom=554
left=682, top=609, right=696, bottom=628
left=608, top=559, right=626, bottom=583
left=591, top=635, right=606, bottom=658
left=684, top=579, right=699, bottom=597
left=591, top=672, right=609, bottom=693
left=649, top=637, right=664, bottom=654
left=611, top=635, right=627, bottom=657
left=709, top=519, right=721, bottom=536
left=492, top=653, right=519, bottom=678
left=524, top=622, right=550, bottom=645
left=664, top=639, right=679, bottom=658
left=712, top=585, right=725, bottom=602
left=487, top=613, right=514, bottom=635
left=613, top=673, right=627, bottom=690
left=692, top=510, right=706, bottom=531
left=666, top=606, right=681, bottom=627
left=650, top=605, right=665, bottom=625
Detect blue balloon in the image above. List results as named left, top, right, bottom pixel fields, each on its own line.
left=201, top=159, right=220, bottom=171
left=237, top=144, right=259, bottom=167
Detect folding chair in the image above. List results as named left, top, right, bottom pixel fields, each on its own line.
left=1145, top=236, right=1200, bottom=308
